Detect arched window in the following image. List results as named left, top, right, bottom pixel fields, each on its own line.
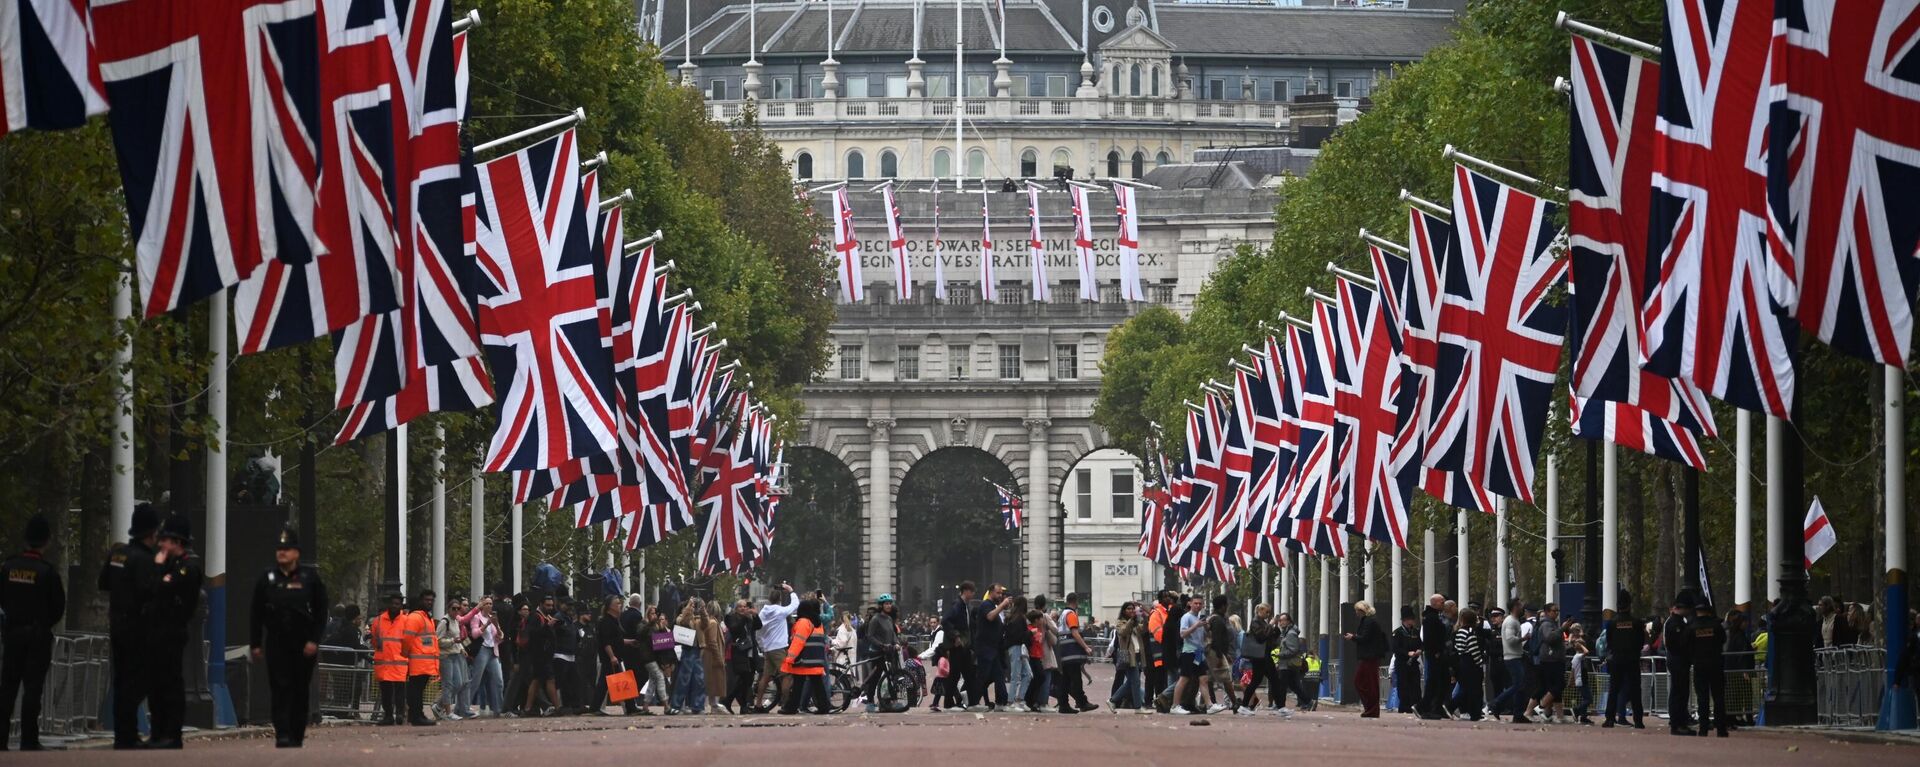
left=879, top=149, right=899, bottom=179
left=1150, top=65, right=1162, bottom=97
left=1155, top=150, right=1172, bottom=167
left=1109, top=65, right=1122, bottom=96
left=1131, top=150, right=1146, bottom=178
left=931, top=149, right=952, bottom=179
left=1019, top=148, right=1038, bottom=178
left=1129, top=64, right=1142, bottom=97
left=966, top=148, right=987, bottom=178
left=846, top=149, right=865, bottom=180
left=795, top=150, right=814, bottom=180
left=1106, top=149, right=1121, bottom=178
left=1051, top=148, right=1071, bottom=177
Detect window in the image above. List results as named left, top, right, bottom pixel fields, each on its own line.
left=845, top=150, right=865, bottom=180
left=998, top=344, right=1021, bottom=379
left=1156, top=150, right=1172, bottom=166
left=966, top=148, right=986, bottom=178
left=879, top=150, right=899, bottom=179
left=928, top=75, right=951, bottom=98
left=950, top=344, right=971, bottom=380
left=1130, top=151, right=1145, bottom=179
left=1076, top=468, right=1093, bottom=520
left=1109, top=66, right=1123, bottom=96
left=806, top=76, right=823, bottom=98
left=846, top=75, right=870, bottom=98
left=1111, top=469, right=1134, bottom=518
left=931, top=149, right=952, bottom=178
left=966, top=74, right=990, bottom=98
left=898, top=344, right=920, bottom=380
left=1207, top=78, right=1226, bottom=100
left=839, top=344, right=864, bottom=379
left=885, top=75, right=908, bottom=98
left=1054, top=343, right=1078, bottom=379
left=1073, top=560, right=1092, bottom=604
left=795, top=151, right=814, bottom=180
left=1046, top=75, right=1068, bottom=98
left=1150, top=65, right=1162, bottom=97
left=1272, top=79, right=1289, bottom=102
left=1129, top=64, right=1142, bottom=96
left=1051, top=148, right=1071, bottom=177
left=1019, top=149, right=1038, bottom=178
left=773, top=76, right=794, bottom=99
left=1106, top=150, right=1120, bottom=178
left=1012, top=75, right=1030, bottom=98
left=709, top=79, right=728, bottom=101
left=1335, top=80, right=1352, bottom=98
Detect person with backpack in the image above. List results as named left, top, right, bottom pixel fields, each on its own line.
left=1054, top=593, right=1099, bottom=714
left=1237, top=604, right=1280, bottom=713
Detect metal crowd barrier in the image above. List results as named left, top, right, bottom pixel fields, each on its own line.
left=316, top=645, right=375, bottom=718
left=1816, top=644, right=1884, bottom=727
left=20, top=632, right=113, bottom=737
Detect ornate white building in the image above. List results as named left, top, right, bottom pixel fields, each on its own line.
left=664, top=0, right=1459, bottom=603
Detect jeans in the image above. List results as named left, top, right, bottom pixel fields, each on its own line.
left=1111, top=664, right=1143, bottom=709
left=1026, top=661, right=1052, bottom=710
left=1489, top=657, right=1528, bottom=714
left=1005, top=647, right=1032, bottom=703
left=672, top=648, right=706, bottom=712
left=970, top=648, right=1006, bottom=707
left=439, top=651, right=473, bottom=716
left=469, top=644, right=504, bottom=714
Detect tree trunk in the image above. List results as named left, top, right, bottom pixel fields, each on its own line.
left=1624, top=461, right=1645, bottom=603
left=1653, top=463, right=1677, bottom=609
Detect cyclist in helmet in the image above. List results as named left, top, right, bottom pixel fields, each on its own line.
left=859, top=594, right=901, bottom=712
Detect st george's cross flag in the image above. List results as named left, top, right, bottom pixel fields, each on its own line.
left=1113, top=182, right=1146, bottom=301
left=1069, top=184, right=1100, bottom=301
left=978, top=183, right=998, bottom=303
left=1025, top=184, right=1052, bottom=302
left=1566, top=34, right=1716, bottom=469
left=1395, top=207, right=1497, bottom=514
left=1803, top=496, right=1838, bottom=569
left=474, top=129, right=620, bottom=472
left=831, top=187, right=864, bottom=303
left=931, top=184, right=947, bottom=301
left=882, top=182, right=912, bottom=302
left=1642, top=0, right=1797, bottom=418
left=92, top=0, right=327, bottom=318
left=1, top=0, right=107, bottom=137
left=1768, top=0, right=1920, bottom=369
left=992, top=481, right=1023, bottom=530
left=1426, top=165, right=1566, bottom=504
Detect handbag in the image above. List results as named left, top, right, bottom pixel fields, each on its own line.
left=673, top=625, right=699, bottom=647
left=651, top=631, right=675, bottom=652
left=606, top=668, right=639, bottom=703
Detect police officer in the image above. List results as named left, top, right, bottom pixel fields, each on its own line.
left=250, top=525, right=327, bottom=748
left=99, top=502, right=159, bottom=749
left=0, top=515, right=65, bottom=751
left=145, top=514, right=203, bottom=750
left=1602, top=589, right=1647, bottom=729
left=1689, top=596, right=1728, bottom=737
left=1662, top=590, right=1694, bottom=736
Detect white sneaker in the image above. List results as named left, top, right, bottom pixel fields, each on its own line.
left=1206, top=702, right=1230, bottom=715
left=1234, top=707, right=1256, bottom=717
left=966, top=705, right=987, bottom=713
left=1169, top=705, right=1192, bottom=715
left=1009, top=703, right=1029, bottom=713
left=1278, top=706, right=1294, bottom=719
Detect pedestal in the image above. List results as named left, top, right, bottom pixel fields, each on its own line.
left=994, top=57, right=1013, bottom=98
left=906, top=58, right=925, bottom=99
left=743, top=60, right=763, bottom=100
left=821, top=59, right=841, bottom=99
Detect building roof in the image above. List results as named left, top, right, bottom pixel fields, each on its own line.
left=1141, top=161, right=1262, bottom=190
left=1152, top=5, right=1454, bottom=60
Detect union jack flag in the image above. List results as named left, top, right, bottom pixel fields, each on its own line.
left=1393, top=208, right=1497, bottom=514
left=1213, top=382, right=1253, bottom=567
left=1139, top=477, right=1171, bottom=563
left=1238, top=340, right=1288, bottom=566
left=1025, top=185, right=1052, bottom=302
left=94, top=0, right=325, bottom=318
left=979, top=184, right=998, bottom=302
left=1568, top=34, right=1716, bottom=468
left=1168, top=409, right=1215, bottom=572
left=831, top=187, right=863, bottom=303
left=1113, top=182, right=1146, bottom=301
left=882, top=183, right=912, bottom=302
left=1642, top=0, right=1796, bottom=417
left=1, top=0, right=107, bottom=136
left=697, top=424, right=769, bottom=574
left=474, top=129, right=619, bottom=471
left=991, top=480, right=1023, bottom=530
left=1288, top=305, right=1345, bottom=558
left=1426, top=165, right=1566, bottom=504
left=1770, top=0, right=1920, bottom=368
left=1069, top=184, right=1099, bottom=301
left=620, top=501, right=696, bottom=551
left=236, top=0, right=403, bottom=355
left=1334, top=276, right=1417, bottom=548
left=630, top=272, right=692, bottom=513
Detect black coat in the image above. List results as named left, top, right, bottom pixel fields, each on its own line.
left=1353, top=615, right=1388, bottom=661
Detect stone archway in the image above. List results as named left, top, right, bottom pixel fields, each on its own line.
left=760, top=446, right=863, bottom=602
left=893, top=446, right=1022, bottom=614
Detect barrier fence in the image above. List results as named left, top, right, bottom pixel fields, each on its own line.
left=1815, top=645, right=1885, bottom=728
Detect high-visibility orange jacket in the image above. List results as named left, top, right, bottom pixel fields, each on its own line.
left=371, top=611, right=409, bottom=682
left=780, top=618, right=828, bottom=676
left=1148, top=604, right=1169, bottom=668
left=403, top=610, right=439, bottom=677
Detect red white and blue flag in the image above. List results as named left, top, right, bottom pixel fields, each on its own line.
left=1642, top=0, right=1796, bottom=417
left=883, top=183, right=912, bottom=302
left=1, top=0, right=107, bottom=137
left=1768, top=0, right=1920, bottom=369
left=94, top=0, right=327, bottom=318
left=831, top=187, right=863, bottom=303
left=1026, top=184, right=1052, bottom=302
left=1113, top=182, right=1146, bottom=301
left=1567, top=34, right=1715, bottom=468
left=1213, top=382, right=1254, bottom=567
left=1426, top=165, right=1565, bottom=504
left=1237, top=340, right=1288, bottom=566
left=979, top=183, right=998, bottom=302
left=1334, top=275, right=1417, bottom=548
left=1395, top=207, right=1498, bottom=514
left=992, top=480, right=1023, bottom=530
left=1069, top=184, right=1099, bottom=301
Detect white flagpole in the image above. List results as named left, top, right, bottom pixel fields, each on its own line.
left=511, top=502, right=523, bottom=594
left=1602, top=441, right=1619, bottom=611
left=1546, top=456, right=1559, bottom=599
left=396, top=423, right=409, bottom=592
left=1391, top=543, right=1402, bottom=616
left=954, top=0, right=964, bottom=192
left=471, top=452, right=485, bottom=599
left=205, top=289, right=235, bottom=726
left=1735, top=409, right=1754, bottom=609
left=1766, top=417, right=1783, bottom=602
left=111, top=271, right=134, bottom=538
left=432, top=425, right=447, bottom=604
left=1456, top=510, right=1468, bottom=602
left=1423, top=527, right=1435, bottom=599
left=1495, top=496, right=1509, bottom=603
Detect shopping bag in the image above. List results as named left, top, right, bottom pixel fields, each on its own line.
left=607, top=669, right=639, bottom=703
left=673, top=625, right=698, bottom=646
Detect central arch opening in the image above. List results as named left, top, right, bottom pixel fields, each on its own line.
left=761, top=446, right=863, bottom=603
left=895, top=446, right=1022, bottom=615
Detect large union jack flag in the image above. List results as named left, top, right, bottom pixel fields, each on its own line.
left=630, top=272, right=692, bottom=513
left=474, top=129, right=618, bottom=471
left=1568, top=35, right=1717, bottom=468
left=1212, top=382, right=1254, bottom=567
left=1642, top=0, right=1797, bottom=417
left=1334, top=276, right=1417, bottom=548
left=1426, top=166, right=1566, bottom=504
left=94, top=0, right=326, bottom=318
left=697, top=425, right=769, bottom=575
left=1236, top=341, right=1287, bottom=566
left=1394, top=208, right=1498, bottom=514
left=1, top=0, right=106, bottom=136
left=1769, top=0, right=1920, bottom=368
left=1281, top=313, right=1343, bottom=558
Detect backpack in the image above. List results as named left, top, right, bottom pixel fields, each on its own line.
left=1522, top=618, right=1545, bottom=662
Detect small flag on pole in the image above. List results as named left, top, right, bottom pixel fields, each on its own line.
left=990, top=480, right=1023, bottom=530
left=1803, top=496, right=1837, bottom=569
